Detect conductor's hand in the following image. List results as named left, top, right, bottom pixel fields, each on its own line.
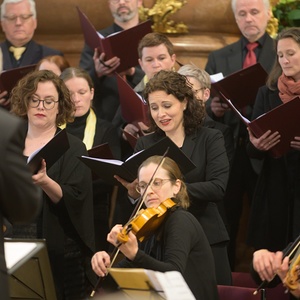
left=114, top=175, right=139, bottom=199
left=93, top=49, right=120, bottom=77
left=253, top=249, right=277, bottom=282
left=210, top=96, right=229, bottom=118
left=91, top=251, right=111, bottom=277
left=248, top=128, right=280, bottom=151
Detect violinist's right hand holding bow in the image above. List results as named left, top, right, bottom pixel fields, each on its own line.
left=253, top=249, right=300, bottom=299
left=91, top=225, right=138, bottom=277
left=253, top=249, right=277, bottom=282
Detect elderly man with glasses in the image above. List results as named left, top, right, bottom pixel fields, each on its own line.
left=0, top=0, right=63, bottom=108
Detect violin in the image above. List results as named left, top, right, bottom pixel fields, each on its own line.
left=284, top=240, right=300, bottom=291
left=117, top=198, right=176, bottom=244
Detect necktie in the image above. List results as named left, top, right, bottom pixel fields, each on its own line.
left=9, top=46, right=26, bottom=60
left=243, top=42, right=259, bottom=69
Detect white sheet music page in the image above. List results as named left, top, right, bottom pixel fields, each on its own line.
left=4, top=241, right=37, bottom=270
left=147, top=270, right=196, bottom=300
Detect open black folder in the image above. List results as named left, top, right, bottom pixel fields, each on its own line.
left=211, top=63, right=268, bottom=109
left=220, top=92, right=300, bottom=158
left=27, top=129, right=70, bottom=174
left=77, top=6, right=152, bottom=73
left=0, top=64, right=36, bottom=95
left=116, top=73, right=149, bottom=126
left=79, top=137, right=196, bottom=185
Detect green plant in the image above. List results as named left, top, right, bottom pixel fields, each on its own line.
left=273, top=0, right=300, bottom=32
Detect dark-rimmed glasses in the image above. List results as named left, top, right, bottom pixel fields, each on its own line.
left=29, top=97, right=59, bottom=110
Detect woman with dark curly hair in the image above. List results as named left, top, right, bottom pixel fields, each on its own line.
left=10, top=70, right=96, bottom=300
left=116, top=70, right=232, bottom=285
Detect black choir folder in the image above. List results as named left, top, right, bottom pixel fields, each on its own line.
left=77, top=6, right=152, bottom=73
left=27, top=129, right=70, bottom=174
left=87, top=142, right=114, bottom=159
left=0, top=64, right=36, bottom=95
left=80, top=137, right=196, bottom=185
left=211, top=63, right=268, bottom=109
left=116, top=73, right=149, bottom=126
left=221, top=92, right=300, bottom=158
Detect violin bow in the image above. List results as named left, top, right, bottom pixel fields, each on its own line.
left=253, top=233, right=300, bottom=295
left=90, top=147, right=170, bottom=297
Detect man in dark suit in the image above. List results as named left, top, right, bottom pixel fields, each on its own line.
left=0, top=108, right=41, bottom=300
left=205, top=0, right=277, bottom=270
left=79, top=0, right=144, bottom=123
left=0, top=0, right=63, bottom=107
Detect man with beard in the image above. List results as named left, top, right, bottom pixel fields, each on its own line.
left=79, top=0, right=144, bottom=124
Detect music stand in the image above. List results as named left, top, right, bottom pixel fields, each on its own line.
left=4, top=238, right=57, bottom=300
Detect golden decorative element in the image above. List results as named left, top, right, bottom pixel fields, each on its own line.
left=139, top=0, right=188, bottom=34
left=266, top=11, right=279, bottom=38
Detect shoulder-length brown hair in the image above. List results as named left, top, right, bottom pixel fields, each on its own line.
left=267, top=27, right=300, bottom=90
left=10, top=70, right=75, bottom=126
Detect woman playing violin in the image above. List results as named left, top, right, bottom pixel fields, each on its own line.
left=91, top=155, right=219, bottom=300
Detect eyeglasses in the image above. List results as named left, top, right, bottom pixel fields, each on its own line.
left=136, top=178, right=172, bottom=194
left=3, top=14, right=34, bottom=22
left=109, top=0, right=131, bottom=4
left=193, top=87, right=206, bottom=94
left=29, top=97, right=59, bottom=110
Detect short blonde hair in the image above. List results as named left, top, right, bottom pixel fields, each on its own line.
left=178, top=64, right=211, bottom=89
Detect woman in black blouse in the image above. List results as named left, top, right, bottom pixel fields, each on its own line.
left=91, top=155, right=219, bottom=300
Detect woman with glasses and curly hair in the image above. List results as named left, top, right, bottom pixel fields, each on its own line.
left=10, top=69, right=96, bottom=300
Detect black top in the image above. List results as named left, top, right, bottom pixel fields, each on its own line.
left=117, top=207, right=219, bottom=300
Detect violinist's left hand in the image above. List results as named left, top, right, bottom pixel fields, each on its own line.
left=291, top=136, right=300, bottom=151
left=114, top=175, right=139, bottom=199
left=108, top=225, right=138, bottom=261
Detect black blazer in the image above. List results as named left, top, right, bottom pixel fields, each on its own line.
left=205, top=34, right=276, bottom=147
left=135, top=128, right=230, bottom=245
left=0, top=109, right=41, bottom=299
left=0, top=39, right=62, bottom=70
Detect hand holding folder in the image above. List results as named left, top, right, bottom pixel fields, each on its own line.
left=77, top=6, right=152, bottom=74
left=211, top=63, right=268, bottom=109
left=220, top=92, right=300, bottom=158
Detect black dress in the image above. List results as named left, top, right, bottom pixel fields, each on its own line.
left=13, top=130, right=95, bottom=300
